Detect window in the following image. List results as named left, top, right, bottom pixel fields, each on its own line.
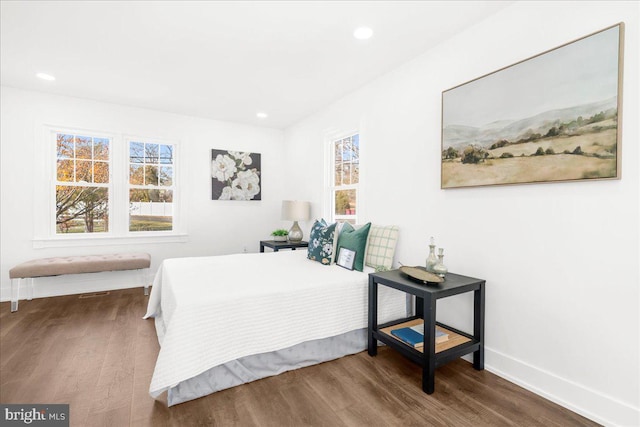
left=43, top=127, right=181, bottom=245
left=128, top=141, right=174, bottom=232
left=55, top=133, right=111, bottom=234
left=329, top=133, right=359, bottom=224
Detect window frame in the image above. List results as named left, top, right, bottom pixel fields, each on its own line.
left=52, top=130, right=115, bottom=236
left=125, top=137, right=178, bottom=234
left=325, top=131, right=360, bottom=224
left=33, top=126, right=186, bottom=248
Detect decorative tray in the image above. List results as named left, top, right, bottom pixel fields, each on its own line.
left=399, top=266, right=444, bottom=284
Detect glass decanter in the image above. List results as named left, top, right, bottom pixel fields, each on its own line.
left=433, top=248, right=448, bottom=278
left=426, top=237, right=438, bottom=272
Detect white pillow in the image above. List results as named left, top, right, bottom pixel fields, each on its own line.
left=364, top=225, right=399, bottom=270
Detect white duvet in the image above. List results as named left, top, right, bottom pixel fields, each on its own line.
left=144, top=250, right=407, bottom=398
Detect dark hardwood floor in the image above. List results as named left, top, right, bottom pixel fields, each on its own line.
left=1, top=289, right=599, bottom=427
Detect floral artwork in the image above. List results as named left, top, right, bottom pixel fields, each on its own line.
left=211, top=149, right=261, bottom=200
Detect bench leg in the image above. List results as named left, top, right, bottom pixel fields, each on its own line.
left=27, top=278, right=34, bottom=301
left=142, top=268, right=150, bottom=296
left=11, top=278, right=21, bottom=312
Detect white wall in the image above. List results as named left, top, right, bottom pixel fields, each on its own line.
left=0, top=87, right=286, bottom=300
left=284, top=2, right=639, bottom=426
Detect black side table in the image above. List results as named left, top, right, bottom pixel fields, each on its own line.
left=368, top=269, right=485, bottom=394
left=260, top=240, right=309, bottom=253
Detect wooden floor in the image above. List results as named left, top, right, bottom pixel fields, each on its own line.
left=1, top=289, right=599, bottom=427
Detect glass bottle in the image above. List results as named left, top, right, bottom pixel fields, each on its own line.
left=433, top=248, right=448, bottom=278
left=426, top=237, right=438, bottom=272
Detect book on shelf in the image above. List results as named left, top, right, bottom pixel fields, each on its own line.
left=390, top=324, right=449, bottom=348
left=390, top=327, right=423, bottom=348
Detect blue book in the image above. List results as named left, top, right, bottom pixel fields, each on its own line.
left=390, top=327, right=424, bottom=347
left=391, top=325, right=449, bottom=348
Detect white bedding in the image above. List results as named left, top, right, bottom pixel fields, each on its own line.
left=144, top=250, right=406, bottom=398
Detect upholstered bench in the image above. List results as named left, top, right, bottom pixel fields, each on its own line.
left=8, top=253, right=151, bottom=312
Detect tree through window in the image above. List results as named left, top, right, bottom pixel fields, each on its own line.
left=52, top=130, right=179, bottom=238
left=128, top=141, right=175, bottom=232
left=331, top=134, right=359, bottom=223
left=55, top=133, right=110, bottom=233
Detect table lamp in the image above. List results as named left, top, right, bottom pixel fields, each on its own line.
left=281, top=200, right=310, bottom=242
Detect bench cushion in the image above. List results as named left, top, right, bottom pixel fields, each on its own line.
left=9, top=253, right=151, bottom=279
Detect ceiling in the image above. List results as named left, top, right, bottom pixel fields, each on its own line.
left=1, top=1, right=512, bottom=129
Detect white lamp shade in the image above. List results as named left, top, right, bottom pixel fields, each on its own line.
left=281, top=200, right=310, bottom=221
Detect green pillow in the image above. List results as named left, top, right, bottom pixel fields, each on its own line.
left=307, top=219, right=337, bottom=265
left=335, top=222, right=371, bottom=271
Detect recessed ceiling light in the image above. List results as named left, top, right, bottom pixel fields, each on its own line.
left=36, top=73, right=56, bottom=81
left=256, top=112, right=268, bottom=119
left=353, top=27, right=373, bottom=40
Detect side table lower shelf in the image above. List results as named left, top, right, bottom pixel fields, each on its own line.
left=379, top=318, right=471, bottom=354
left=373, top=316, right=482, bottom=370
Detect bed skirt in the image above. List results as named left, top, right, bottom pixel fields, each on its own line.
left=164, top=326, right=368, bottom=406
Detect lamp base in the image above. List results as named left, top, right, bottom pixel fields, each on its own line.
left=288, top=221, right=303, bottom=242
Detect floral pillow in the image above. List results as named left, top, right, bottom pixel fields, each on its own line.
left=307, top=219, right=337, bottom=265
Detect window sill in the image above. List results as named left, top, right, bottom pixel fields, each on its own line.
left=33, top=233, right=189, bottom=249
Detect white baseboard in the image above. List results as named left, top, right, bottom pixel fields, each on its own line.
left=485, top=347, right=639, bottom=427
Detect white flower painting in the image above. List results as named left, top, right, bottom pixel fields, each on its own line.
left=211, top=149, right=261, bottom=201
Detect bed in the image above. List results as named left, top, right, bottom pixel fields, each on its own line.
left=143, top=249, right=407, bottom=406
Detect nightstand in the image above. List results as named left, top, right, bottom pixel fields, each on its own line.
left=368, top=269, right=485, bottom=394
left=260, top=240, right=309, bottom=253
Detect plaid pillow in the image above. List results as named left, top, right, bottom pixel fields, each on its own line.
left=365, top=225, right=399, bottom=270
left=307, top=219, right=337, bottom=265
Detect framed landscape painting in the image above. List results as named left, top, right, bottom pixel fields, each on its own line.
left=441, top=23, right=624, bottom=189
left=211, top=149, right=261, bottom=200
